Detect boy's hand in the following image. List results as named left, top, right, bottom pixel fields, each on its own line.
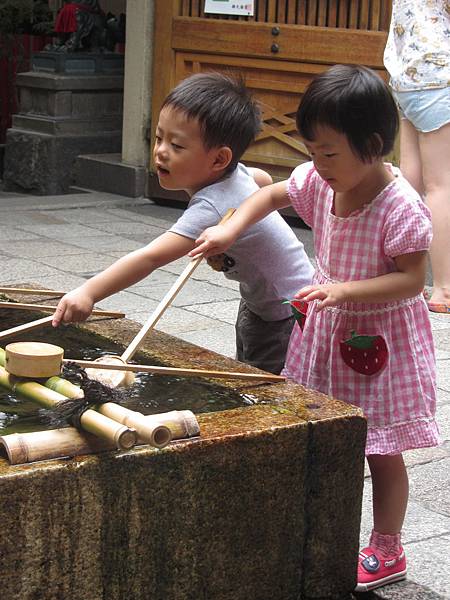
left=189, top=225, right=236, bottom=259
left=52, top=289, right=95, bottom=327
left=295, top=283, right=348, bottom=311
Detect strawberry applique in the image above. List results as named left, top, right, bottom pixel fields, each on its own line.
left=340, top=331, right=388, bottom=376
left=283, top=299, right=308, bottom=330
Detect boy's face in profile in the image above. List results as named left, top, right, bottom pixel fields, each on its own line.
left=154, top=106, right=226, bottom=196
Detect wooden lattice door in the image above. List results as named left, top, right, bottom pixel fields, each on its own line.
left=150, top=0, right=392, bottom=197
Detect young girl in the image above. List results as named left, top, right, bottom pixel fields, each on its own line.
left=190, top=65, right=440, bottom=592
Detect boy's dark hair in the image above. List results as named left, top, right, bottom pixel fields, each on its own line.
left=162, top=72, right=261, bottom=172
left=296, top=64, right=399, bottom=162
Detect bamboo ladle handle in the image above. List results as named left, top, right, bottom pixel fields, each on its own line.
left=0, top=302, right=124, bottom=319
left=63, top=358, right=285, bottom=383
left=121, top=207, right=236, bottom=363
left=0, top=287, right=67, bottom=297
left=0, top=315, right=54, bottom=342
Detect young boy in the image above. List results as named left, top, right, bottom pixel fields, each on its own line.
left=53, top=73, right=313, bottom=374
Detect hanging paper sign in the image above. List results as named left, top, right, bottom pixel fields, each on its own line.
left=204, top=1, right=254, bottom=17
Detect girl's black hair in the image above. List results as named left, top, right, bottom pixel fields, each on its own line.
left=296, top=64, right=399, bottom=162
left=162, top=72, right=261, bottom=172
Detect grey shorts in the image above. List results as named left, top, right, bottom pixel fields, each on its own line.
left=235, top=299, right=295, bottom=375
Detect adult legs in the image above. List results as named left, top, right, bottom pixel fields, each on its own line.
left=399, top=118, right=425, bottom=195
left=419, top=123, right=450, bottom=305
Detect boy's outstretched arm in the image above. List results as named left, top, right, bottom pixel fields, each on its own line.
left=52, top=232, right=195, bottom=326
left=190, top=180, right=290, bottom=259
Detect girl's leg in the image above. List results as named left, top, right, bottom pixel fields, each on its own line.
left=368, top=453, right=409, bottom=535
left=355, top=454, right=408, bottom=591
left=399, top=118, right=425, bottom=196
left=419, top=123, right=450, bottom=306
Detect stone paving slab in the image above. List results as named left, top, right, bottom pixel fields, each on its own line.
left=186, top=298, right=241, bottom=325
left=14, top=274, right=87, bottom=293
left=90, top=221, right=168, bottom=237
left=65, top=233, right=142, bottom=253
left=126, top=305, right=233, bottom=338
left=0, top=258, right=60, bottom=281
left=2, top=238, right=94, bottom=259
left=0, top=225, right=41, bottom=242
left=140, top=278, right=241, bottom=307
left=38, top=251, right=118, bottom=275
left=407, top=457, right=450, bottom=515
left=355, top=580, right=448, bottom=599
left=169, top=321, right=237, bottom=358
left=16, top=222, right=109, bottom=240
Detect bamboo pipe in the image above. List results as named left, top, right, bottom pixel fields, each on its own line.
left=0, top=408, right=200, bottom=465
left=0, top=348, right=172, bottom=449
left=0, top=365, right=137, bottom=450
left=63, top=358, right=285, bottom=383
left=0, top=428, right=115, bottom=465
left=0, top=287, right=67, bottom=297
left=143, top=410, right=200, bottom=439
left=0, top=302, right=124, bottom=319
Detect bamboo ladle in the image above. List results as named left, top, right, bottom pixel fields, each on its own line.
left=0, top=315, right=55, bottom=342
left=0, top=307, right=124, bottom=343
left=0, top=287, right=67, bottom=296
left=0, top=301, right=124, bottom=318
left=86, top=208, right=236, bottom=388
left=63, top=358, right=285, bottom=383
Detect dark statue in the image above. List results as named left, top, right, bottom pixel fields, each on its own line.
left=45, top=1, right=125, bottom=53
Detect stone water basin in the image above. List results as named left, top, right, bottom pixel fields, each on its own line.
left=0, top=296, right=366, bottom=600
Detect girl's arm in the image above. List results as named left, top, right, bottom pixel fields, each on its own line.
left=297, top=251, right=427, bottom=309
left=52, top=232, right=195, bottom=325
left=190, top=180, right=290, bottom=258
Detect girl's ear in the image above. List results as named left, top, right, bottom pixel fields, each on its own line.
left=370, top=133, right=384, bottom=159
left=212, top=146, right=233, bottom=171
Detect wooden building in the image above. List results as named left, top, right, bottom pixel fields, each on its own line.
left=146, top=0, right=392, bottom=201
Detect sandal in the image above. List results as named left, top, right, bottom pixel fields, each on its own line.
left=427, top=301, right=450, bottom=314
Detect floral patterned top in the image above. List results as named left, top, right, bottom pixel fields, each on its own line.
left=383, top=0, right=450, bottom=91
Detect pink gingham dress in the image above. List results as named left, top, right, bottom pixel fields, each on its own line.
left=283, top=162, right=440, bottom=455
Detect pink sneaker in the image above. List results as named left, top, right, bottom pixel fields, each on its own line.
left=355, top=546, right=407, bottom=592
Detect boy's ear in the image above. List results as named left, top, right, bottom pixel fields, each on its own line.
left=212, top=146, right=233, bottom=171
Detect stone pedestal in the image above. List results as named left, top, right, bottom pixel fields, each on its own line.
left=3, top=68, right=124, bottom=195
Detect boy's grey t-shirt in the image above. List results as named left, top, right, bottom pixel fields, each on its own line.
left=169, top=163, right=314, bottom=321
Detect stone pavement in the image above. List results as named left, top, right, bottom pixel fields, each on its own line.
left=0, top=188, right=449, bottom=599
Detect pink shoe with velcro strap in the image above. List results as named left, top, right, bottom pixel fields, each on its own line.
left=355, top=546, right=407, bottom=592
